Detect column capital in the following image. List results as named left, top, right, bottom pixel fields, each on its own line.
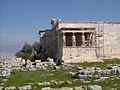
left=62, top=33, right=65, bottom=36
left=72, top=32, right=75, bottom=36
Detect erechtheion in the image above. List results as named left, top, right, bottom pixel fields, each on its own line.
left=39, top=19, right=120, bottom=63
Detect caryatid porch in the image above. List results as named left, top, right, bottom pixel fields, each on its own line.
left=58, top=27, right=97, bottom=63
left=59, top=28, right=95, bottom=47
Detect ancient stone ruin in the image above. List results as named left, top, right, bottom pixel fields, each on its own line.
left=39, top=19, right=120, bottom=63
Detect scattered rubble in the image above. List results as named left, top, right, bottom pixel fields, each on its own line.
left=41, top=85, right=102, bottom=90
left=0, top=58, right=120, bottom=90
left=69, top=65, right=120, bottom=79
left=5, top=86, right=16, bottom=90
left=87, top=85, right=102, bottom=90
left=18, top=85, right=32, bottom=90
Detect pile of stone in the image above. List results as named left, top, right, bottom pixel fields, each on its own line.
left=41, top=85, right=102, bottom=90
left=5, top=86, right=16, bottom=90
left=0, top=57, right=56, bottom=78
left=52, top=63, right=73, bottom=70
left=87, top=85, right=102, bottom=90
left=26, top=58, right=55, bottom=69
left=0, top=58, right=25, bottom=68
left=69, top=67, right=100, bottom=79
left=107, top=64, right=120, bottom=68
left=0, top=68, right=11, bottom=77
left=107, top=65, right=120, bottom=75
left=0, top=85, right=32, bottom=90
left=0, top=87, right=3, bottom=90
left=0, top=57, right=73, bottom=73
left=38, top=80, right=72, bottom=86
left=24, top=59, right=56, bottom=71
left=18, top=85, right=32, bottom=90
left=69, top=65, right=120, bottom=79
left=0, top=58, right=71, bottom=77
left=0, top=57, right=55, bottom=69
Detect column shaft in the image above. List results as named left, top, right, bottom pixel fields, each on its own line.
left=72, top=33, right=76, bottom=46
left=63, top=33, right=66, bottom=46
left=82, top=32, right=85, bottom=46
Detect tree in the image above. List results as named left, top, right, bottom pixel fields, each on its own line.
left=21, top=42, right=32, bottom=54
left=32, top=42, right=48, bottom=62
left=15, top=42, right=32, bottom=60
left=15, top=42, right=48, bottom=62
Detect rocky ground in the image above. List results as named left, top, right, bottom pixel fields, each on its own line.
left=0, top=59, right=120, bottom=90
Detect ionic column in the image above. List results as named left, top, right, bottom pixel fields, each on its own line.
left=72, top=33, right=76, bottom=46
left=82, top=32, right=85, bottom=46
left=63, top=33, right=66, bottom=46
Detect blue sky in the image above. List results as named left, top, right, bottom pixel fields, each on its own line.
left=0, top=0, right=120, bottom=52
